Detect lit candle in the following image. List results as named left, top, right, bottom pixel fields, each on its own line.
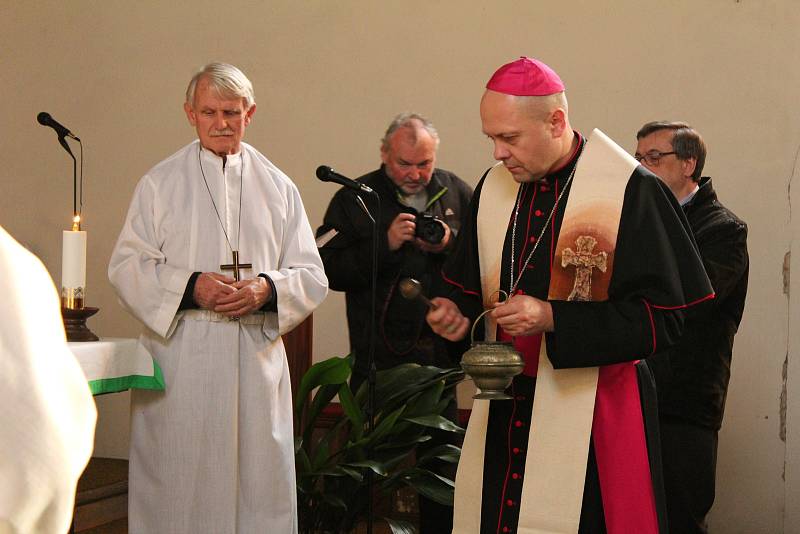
left=62, top=215, right=86, bottom=309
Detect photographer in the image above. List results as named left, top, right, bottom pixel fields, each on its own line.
left=317, top=112, right=472, bottom=533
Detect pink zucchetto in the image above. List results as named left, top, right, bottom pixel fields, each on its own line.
left=486, top=56, right=565, bottom=96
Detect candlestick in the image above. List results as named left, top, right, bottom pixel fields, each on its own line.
left=62, top=224, right=86, bottom=310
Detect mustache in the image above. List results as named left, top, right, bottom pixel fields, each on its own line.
left=210, top=129, right=234, bottom=137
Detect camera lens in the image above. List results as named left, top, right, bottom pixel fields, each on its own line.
left=414, top=214, right=445, bottom=244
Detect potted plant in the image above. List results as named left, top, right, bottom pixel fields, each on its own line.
left=294, top=355, right=464, bottom=534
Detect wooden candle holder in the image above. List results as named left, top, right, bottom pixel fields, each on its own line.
left=62, top=306, right=100, bottom=342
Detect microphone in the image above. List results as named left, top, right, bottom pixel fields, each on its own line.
left=316, top=165, right=373, bottom=193
left=37, top=112, right=80, bottom=141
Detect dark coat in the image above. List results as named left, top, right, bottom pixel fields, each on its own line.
left=649, top=177, right=749, bottom=430
left=317, top=166, right=473, bottom=375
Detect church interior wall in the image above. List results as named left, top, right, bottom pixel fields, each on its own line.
left=1, top=1, right=798, bottom=531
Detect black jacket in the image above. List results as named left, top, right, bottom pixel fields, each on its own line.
left=317, top=166, right=473, bottom=374
left=649, top=177, right=749, bottom=430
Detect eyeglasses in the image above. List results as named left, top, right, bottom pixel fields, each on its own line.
left=634, top=150, right=677, bottom=166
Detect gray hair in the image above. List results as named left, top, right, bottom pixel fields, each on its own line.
left=637, top=121, right=706, bottom=182
left=185, top=62, right=255, bottom=109
left=381, top=112, right=440, bottom=152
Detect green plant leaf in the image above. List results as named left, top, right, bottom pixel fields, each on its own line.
left=307, top=419, right=351, bottom=472
left=295, top=362, right=463, bottom=533
left=403, top=380, right=444, bottom=418
left=415, top=443, right=461, bottom=465
left=370, top=449, right=414, bottom=472
left=400, top=468, right=455, bottom=506
left=384, top=517, right=416, bottom=534
left=383, top=419, right=416, bottom=438
left=295, top=355, right=351, bottom=413
left=356, top=365, right=437, bottom=407
left=343, top=460, right=388, bottom=477
left=368, top=405, right=406, bottom=445
left=431, top=397, right=453, bottom=417
left=403, top=414, right=465, bottom=434
left=442, top=369, right=465, bottom=386
left=302, top=382, right=342, bottom=446
left=338, top=382, right=364, bottom=439
left=310, top=438, right=331, bottom=471
left=383, top=371, right=459, bottom=415
left=322, top=493, right=348, bottom=510
left=337, top=465, right=365, bottom=481
left=296, top=447, right=312, bottom=474
left=376, top=366, right=444, bottom=401
left=373, top=435, right=431, bottom=451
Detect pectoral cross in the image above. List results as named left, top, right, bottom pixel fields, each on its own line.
left=220, top=250, right=252, bottom=282
left=561, top=235, right=607, bottom=301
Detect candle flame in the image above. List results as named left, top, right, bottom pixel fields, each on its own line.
left=71, top=214, right=81, bottom=231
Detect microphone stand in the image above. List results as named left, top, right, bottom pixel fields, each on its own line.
left=58, top=135, right=78, bottom=218
left=354, top=191, right=380, bottom=534
left=56, top=134, right=99, bottom=340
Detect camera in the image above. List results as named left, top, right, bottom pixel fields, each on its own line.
left=414, top=213, right=445, bottom=244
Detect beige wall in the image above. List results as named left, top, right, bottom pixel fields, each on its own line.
left=2, top=1, right=798, bottom=532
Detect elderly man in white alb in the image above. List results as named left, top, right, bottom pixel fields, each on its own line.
left=109, top=62, right=328, bottom=533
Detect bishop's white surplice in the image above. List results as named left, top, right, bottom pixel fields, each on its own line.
left=109, top=140, right=328, bottom=534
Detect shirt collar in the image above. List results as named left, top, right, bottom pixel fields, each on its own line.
left=679, top=183, right=701, bottom=206
left=199, top=142, right=243, bottom=171
left=542, top=130, right=584, bottom=184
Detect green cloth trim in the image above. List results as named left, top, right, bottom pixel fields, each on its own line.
left=88, top=359, right=166, bottom=396
left=425, top=186, right=447, bottom=209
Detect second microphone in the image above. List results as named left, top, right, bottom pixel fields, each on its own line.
left=316, top=165, right=373, bottom=193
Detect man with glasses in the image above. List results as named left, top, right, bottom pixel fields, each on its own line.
left=636, top=121, right=749, bottom=533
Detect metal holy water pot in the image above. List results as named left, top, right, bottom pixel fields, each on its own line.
left=461, top=308, right=524, bottom=400
left=396, top=278, right=523, bottom=400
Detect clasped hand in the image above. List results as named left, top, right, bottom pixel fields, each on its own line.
left=193, top=272, right=272, bottom=318
left=425, top=294, right=554, bottom=341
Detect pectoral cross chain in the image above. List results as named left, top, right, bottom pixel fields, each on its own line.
left=220, top=250, right=252, bottom=282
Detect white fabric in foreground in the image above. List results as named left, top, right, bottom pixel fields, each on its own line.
left=0, top=225, right=96, bottom=534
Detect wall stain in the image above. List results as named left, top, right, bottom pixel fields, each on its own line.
left=781, top=353, right=788, bottom=443
left=785, top=252, right=791, bottom=296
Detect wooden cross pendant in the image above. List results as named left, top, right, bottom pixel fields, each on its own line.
left=220, top=250, right=253, bottom=282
